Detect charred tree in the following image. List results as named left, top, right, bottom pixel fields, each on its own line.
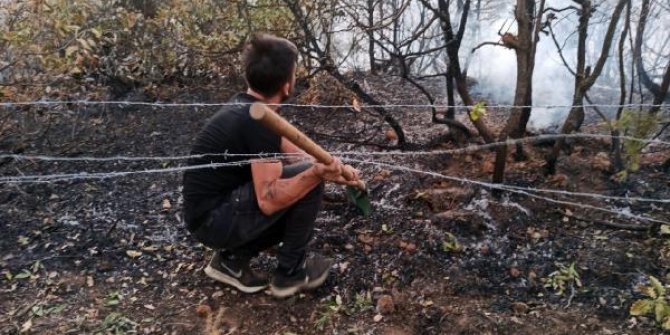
left=420, top=0, right=495, bottom=143
left=282, top=0, right=407, bottom=148
left=491, top=0, right=546, bottom=185
left=545, top=0, right=628, bottom=174
left=633, top=0, right=669, bottom=102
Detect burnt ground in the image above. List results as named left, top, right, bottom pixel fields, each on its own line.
left=1, top=75, right=670, bottom=335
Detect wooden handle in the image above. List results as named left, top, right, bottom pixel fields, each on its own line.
left=250, top=102, right=364, bottom=189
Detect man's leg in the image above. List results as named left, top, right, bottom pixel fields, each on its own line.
left=264, top=164, right=334, bottom=298
left=231, top=162, right=321, bottom=267
left=201, top=162, right=327, bottom=294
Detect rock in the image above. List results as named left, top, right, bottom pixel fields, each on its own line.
left=481, top=160, right=495, bottom=174
left=373, top=170, right=392, bottom=181
left=196, top=304, right=211, bottom=317
left=479, top=244, right=490, bottom=255
left=419, top=188, right=475, bottom=212
left=399, top=241, right=417, bottom=253
left=548, top=174, right=569, bottom=187
left=385, top=129, right=398, bottom=142
left=593, top=152, right=611, bottom=172
left=374, top=314, right=384, bottom=322
left=376, top=295, right=396, bottom=314
left=510, top=267, right=521, bottom=278
left=358, top=234, right=374, bottom=245
left=511, top=302, right=529, bottom=315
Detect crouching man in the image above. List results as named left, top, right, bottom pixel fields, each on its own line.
left=182, top=34, right=360, bottom=298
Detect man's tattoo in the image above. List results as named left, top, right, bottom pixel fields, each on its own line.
left=264, top=181, right=277, bottom=200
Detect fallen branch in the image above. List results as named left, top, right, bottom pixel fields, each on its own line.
left=557, top=209, right=650, bottom=231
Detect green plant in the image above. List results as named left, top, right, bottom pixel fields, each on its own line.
left=314, top=296, right=342, bottom=331
left=543, top=262, right=582, bottom=296
left=98, top=312, right=137, bottom=335
left=104, top=291, right=123, bottom=306
left=615, top=109, right=660, bottom=173
left=630, top=276, right=670, bottom=330
left=348, top=291, right=373, bottom=315
left=442, top=233, right=462, bottom=253
left=313, top=292, right=373, bottom=330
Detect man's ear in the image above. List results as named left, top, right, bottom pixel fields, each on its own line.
left=282, top=81, right=291, bottom=97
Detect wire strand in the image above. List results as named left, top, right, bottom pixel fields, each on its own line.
left=2, top=133, right=669, bottom=163
left=0, top=100, right=667, bottom=110
left=347, top=159, right=668, bottom=225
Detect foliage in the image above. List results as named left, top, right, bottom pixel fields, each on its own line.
left=630, top=276, right=670, bottom=331
left=97, top=312, right=137, bottom=335
left=314, top=292, right=373, bottom=330
left=470, top=102, right=488, bottom=122
left=442, top=233, right=462, bottom=253
left=0, top=0, right=296, bottom=100
left=614, top=109, right=661, bottom=173
left=543, top=262, right=582, bottom=296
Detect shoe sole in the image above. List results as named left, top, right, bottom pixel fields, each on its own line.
left=270, top=266, right=331, bottom=298
left=204, top=265, right=267, bottom=294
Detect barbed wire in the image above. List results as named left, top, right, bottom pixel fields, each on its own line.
left=0, top=100, right=667, bottom=110
left=0, top=158, right=289, bottom=184
left=346, top=159, right=669, bottom=225
left=1, top=153, right=669, bottom=208
left=2, top=133, right=669, bottom=163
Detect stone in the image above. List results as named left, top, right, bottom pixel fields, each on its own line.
left=196, top=304, right=211, bottom=317
left=420, top=188, right=475, bottom=212
left=593, top=152, right=611, bottom=172
left=511, top=302, right=529, bottom=315
left=376, top=295, right=396, bottom=314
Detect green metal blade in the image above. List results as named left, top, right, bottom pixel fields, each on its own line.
left=346, top=186, right=372, bottom=217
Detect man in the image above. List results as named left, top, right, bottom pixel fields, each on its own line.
left=182, top=34, right=360, bottom=298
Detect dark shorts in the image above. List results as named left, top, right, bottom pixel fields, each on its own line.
left=192, top=182, right=283, bottom=249
left=189, top=162, right=317, bottom=251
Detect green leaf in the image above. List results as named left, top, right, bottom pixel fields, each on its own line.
left=651, top=276, right=666, bottom=297
left=470, top=102, right=487, bottom=122
left=656, top=300, right=670, bottom=323
left=346, top=187, right=371, bottom=217
left=65, top=45, right=79, bottom=57
left=630, top=299, right=653, bottom=316
left=31, top=260, right=42, bottom=273
left=14, top=270, right=32, bottom=279
left=90, top=28, right=102, bottom=39
left=662, top=317, right=670, bottom=330
left=32, top=305, right=45, bottom=317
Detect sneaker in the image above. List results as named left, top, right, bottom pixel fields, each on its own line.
left=270, top=254, right=334, bottom=298
left=204, top=252, right=268, bottom=293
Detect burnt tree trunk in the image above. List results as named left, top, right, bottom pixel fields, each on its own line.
left=546, top=0, right=627, bottom=174
left=282, top=0, right=407, bottom=148
left=446, top=71, right=456, bottom=119
left=492, top=0, right=544, bottom=184
left=367, top=0, right=377, bottom=75
left=435, top=0, right=495, bottom=143
left=633, top=0, right=669, bottom=102
left=611, top=0, right=631, bottom=173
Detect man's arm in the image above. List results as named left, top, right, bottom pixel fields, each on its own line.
left=251, top=158, right=359, bottom=216
left=251, top=161, right=322, bottom=216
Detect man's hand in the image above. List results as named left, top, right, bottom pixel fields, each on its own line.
left=313, top=159, right=361, bottom=187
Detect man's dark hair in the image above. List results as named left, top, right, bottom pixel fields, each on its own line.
left=242, top=34, right=299, bottom=97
